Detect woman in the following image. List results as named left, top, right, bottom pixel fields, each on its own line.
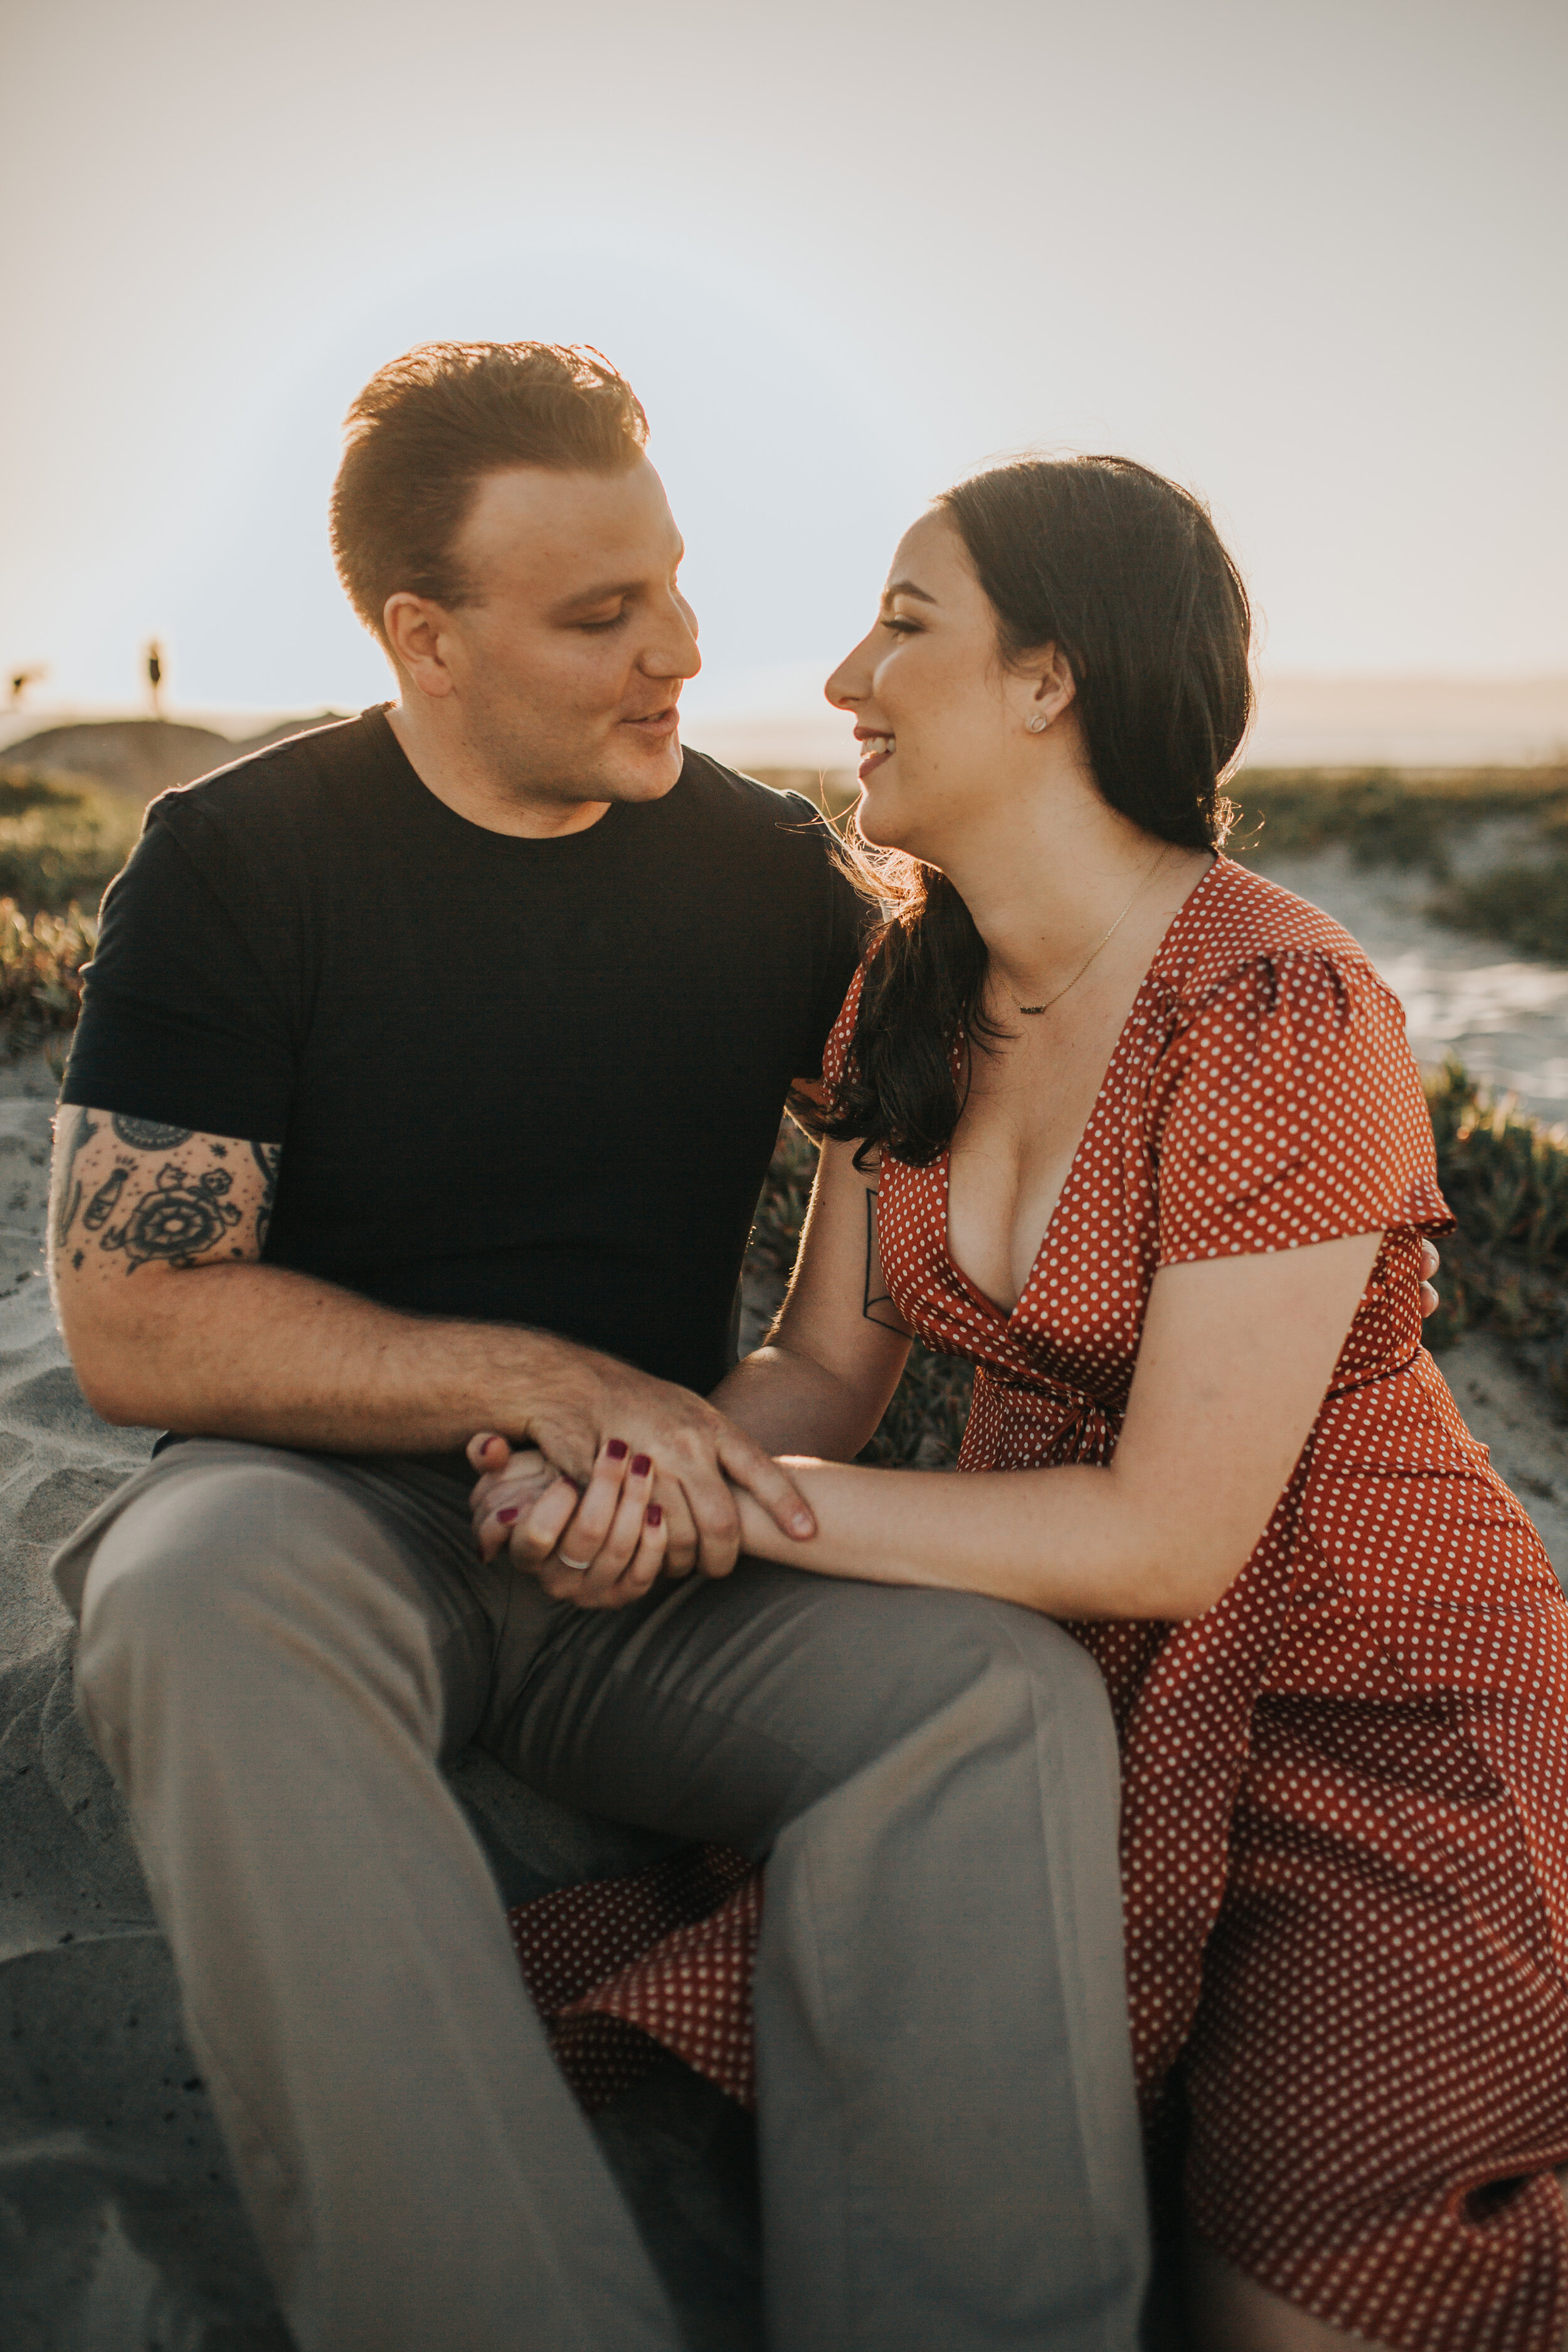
left=474, top=456, right=1568, bottom=2349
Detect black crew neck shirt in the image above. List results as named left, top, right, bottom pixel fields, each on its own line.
left=63, top=707, right=864, bottom=1401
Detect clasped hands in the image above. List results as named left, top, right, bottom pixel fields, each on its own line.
left=469, top=1242, right=1443, bottom=1611
left=466, top=1352, right=815, bottom=1610
left=467, top=1431, right=807, bottom=1609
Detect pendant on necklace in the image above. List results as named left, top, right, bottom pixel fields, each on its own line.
left=1017, top=1004, right=1048, bottom=1016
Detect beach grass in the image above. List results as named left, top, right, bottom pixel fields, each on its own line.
left=0, top=899, right=97, bottom=1064
left=0, top=767, right=144, bottom=911
left=1223, top=764, right=1568, bottom=872
left=1421, top=1061, right=1568, bottom=1409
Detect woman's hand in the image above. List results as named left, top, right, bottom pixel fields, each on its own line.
left=1420, top=1238, right=1440, bottom=1318
left=469, top=1431, right=669, bottom=1608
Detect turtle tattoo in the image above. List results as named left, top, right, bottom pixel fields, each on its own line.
left=101, top=1163, right=243, bottom=1269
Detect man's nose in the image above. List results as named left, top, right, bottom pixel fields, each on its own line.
left=646, top=595, right=702, bottom=682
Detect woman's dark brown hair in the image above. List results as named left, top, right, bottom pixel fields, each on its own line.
left=816, top=455, right=1254, bottom=1167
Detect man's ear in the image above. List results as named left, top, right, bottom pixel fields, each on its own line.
left=383, top=593, right=454, bottom=699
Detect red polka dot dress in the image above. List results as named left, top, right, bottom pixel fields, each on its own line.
left=827, top=856, right=1568, bottom=2349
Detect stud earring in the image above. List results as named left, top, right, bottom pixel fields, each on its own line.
left=1027, top=713, right=1052, bottom=734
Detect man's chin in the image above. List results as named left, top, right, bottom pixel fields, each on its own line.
left=597, top=729, right=685, bottom=804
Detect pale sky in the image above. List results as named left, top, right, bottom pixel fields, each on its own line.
left=3, top=0, right=1564, bottom=729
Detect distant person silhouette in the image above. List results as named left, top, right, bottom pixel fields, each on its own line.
left=145, top=641, right=163, bottom=715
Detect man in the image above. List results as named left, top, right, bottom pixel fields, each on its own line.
left=47, top=341, right=1149, bottom=2352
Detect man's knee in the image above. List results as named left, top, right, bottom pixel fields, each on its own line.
left=754, top=1571, right=1116, bottom=1789
left=975, top=1598, right=1116, bottom=1731
left=906, top=1589, right=1118, bottom=1772
left=843, top=1579, right=1109, bottom=1724
left=77, top=1455, right=448, bottom=1733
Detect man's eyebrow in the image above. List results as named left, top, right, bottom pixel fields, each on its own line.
left=881, top=578, right=937, bottom=605
left=547, top=546, right=685, bottom=620
left=548, top=578, right=643, bottom=617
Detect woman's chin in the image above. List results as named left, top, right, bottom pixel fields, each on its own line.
left=854, top=785, right=908, bottom=856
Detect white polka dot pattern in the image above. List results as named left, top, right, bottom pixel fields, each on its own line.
left=508, top=1844, right=758, bottom=2111
left=822, top=854, right=1568, bottom=2349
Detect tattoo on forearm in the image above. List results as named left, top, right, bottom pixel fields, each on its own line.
left=110, top=1115, right=194, bottom=1150
left=862, top=1185, right=906, bottom=1333
left=54, top=1107, right=100, bottom=1245
left=249, top=1140, right=280, bottom=1251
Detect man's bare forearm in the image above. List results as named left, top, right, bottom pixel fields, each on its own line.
left=48, top=1104, right=817, bottom=1569
left=61, top=1254, right=583, bottom=1454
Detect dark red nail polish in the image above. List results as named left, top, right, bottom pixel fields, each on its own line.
left=606, top=1439, right=628, bottom=1461
left=631, top=1453, right=652, bottom=1478
left=497, top=1506, right=519, bottom=1525
left=645, top=1503, right=663, bottom=1527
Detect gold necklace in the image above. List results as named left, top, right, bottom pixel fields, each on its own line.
left=1014, top=845, right=1172, bottom=1016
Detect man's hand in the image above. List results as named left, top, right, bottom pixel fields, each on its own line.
left=512, top=1354, right=815, bottom=1579
left=470, top=1433, right=673, bottom=1608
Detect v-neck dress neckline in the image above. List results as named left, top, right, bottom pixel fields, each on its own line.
left=941, top=857, right=1225, bottom=1328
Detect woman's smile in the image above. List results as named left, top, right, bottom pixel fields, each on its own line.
left=856, top=729, right=895, bottom=782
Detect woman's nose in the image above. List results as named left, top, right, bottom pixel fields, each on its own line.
left=824, top=650, right=865, bottom=711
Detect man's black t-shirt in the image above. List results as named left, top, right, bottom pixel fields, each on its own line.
left=63, top=708, right=864, bottom=1401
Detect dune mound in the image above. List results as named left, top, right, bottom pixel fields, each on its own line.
left=1, top=723, right=239, bottom=803
left=1, top=716, right=354, bottom=807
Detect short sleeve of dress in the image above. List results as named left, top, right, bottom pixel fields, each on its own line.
left=1151, top=951, right=1454, bottom=1264
left=820, top=960, right=869, bottom=1100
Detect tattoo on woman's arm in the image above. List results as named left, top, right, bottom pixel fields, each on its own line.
left=83, top=1167, right=129, bottom=1230
left=862, top=1184, right=906, bottom=1333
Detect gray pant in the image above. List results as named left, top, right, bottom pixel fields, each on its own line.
left=55, top=1438, right=1148, bottom=2352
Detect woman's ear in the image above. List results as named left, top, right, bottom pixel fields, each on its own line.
left=1022, top=644, right=1078, bottom=735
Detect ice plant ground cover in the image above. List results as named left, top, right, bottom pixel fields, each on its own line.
left=0, top=900, right=95, bottom=1064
